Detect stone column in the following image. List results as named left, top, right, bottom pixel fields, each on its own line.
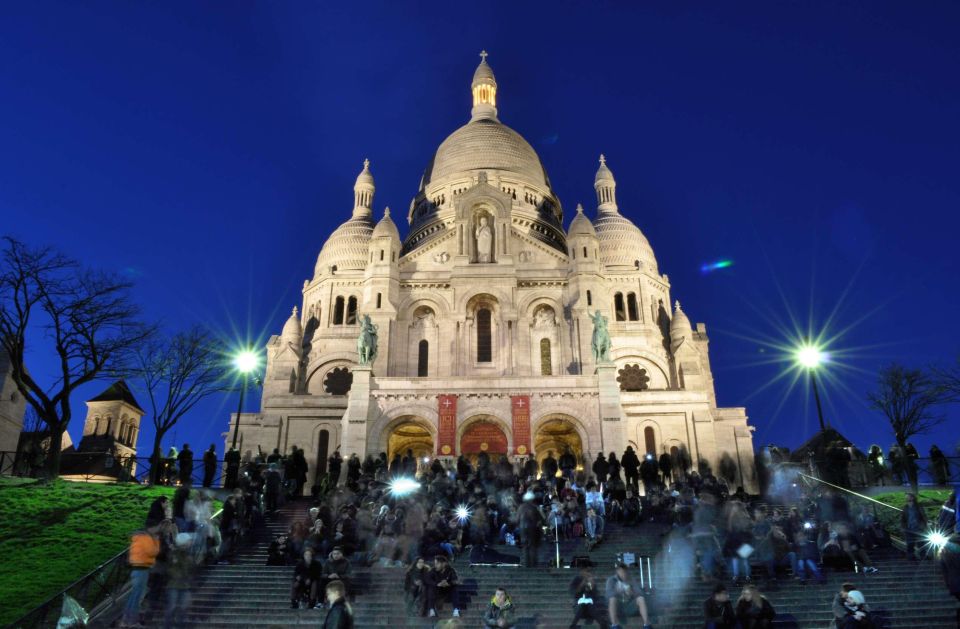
left=339, top=367, right=373, bottom=482
left=596, top=363, right=625, bottom=456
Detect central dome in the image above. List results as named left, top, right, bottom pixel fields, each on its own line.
left=420, top=118, right=550, bottom=191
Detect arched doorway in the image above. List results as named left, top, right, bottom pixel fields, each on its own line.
left=387, top=420, right=434, bottom=462
left=534, top=418, right=584, bottom=472
left=460, top=420, right=508, bottom=462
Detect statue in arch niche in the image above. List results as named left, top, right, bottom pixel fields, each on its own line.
left=475, top=215, right=494, bottom=263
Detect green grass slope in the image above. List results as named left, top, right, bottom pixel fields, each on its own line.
left=0, top=479, right=175, bottom=626
left=869, top=488, right=951, bottom=536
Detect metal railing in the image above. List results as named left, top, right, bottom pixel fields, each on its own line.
left=6, top=508, right=226, bottom=629
left=764, top=455, right=959, bottom=490
left=0, top=451, right=229, bottom=488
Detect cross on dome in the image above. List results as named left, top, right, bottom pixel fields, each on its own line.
left=599, top=154, right=606, bottom=166
left=292, top=306, right=298, bottom=317
left=479, top=50, right=488, bottom=62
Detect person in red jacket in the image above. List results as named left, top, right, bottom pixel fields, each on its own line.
left=120, top=524, right=161, bottom=628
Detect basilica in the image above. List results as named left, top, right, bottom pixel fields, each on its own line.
left=225, top=53, right=757, bottom=491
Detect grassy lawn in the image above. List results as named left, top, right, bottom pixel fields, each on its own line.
left=869, top=488, right=952, bottom=535
left=0, top=479, right=176, bottom=626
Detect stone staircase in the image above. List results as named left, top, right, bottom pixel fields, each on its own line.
left=105, top=500, right=957, bottom=628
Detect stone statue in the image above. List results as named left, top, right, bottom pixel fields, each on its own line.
left=475, top=216, right=493, bottom=263
left=590, top=310, right=611, bottom=363
left=357, top=315, right=379, bottom=365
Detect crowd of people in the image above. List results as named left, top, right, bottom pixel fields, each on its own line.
left=116, top=441, right=960, bottom=629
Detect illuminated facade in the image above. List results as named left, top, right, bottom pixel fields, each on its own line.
left=226, top=53, right=757, bottom=491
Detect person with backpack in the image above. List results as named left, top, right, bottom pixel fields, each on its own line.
left=900, top=492, right=928, bottom=560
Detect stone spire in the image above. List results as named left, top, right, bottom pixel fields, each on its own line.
left=594, top=154, right=618, bottom=213
left=353, top=158, right=375, bottom=217
left=471, top=50, right=498, bottom=121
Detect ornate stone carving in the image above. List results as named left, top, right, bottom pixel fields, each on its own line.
left=323, top=367, right=353, bottom=395
left=617, top=364, right=650, bottom=391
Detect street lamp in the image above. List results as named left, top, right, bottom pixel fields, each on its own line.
left=230, top=349, right=260, bottom=450
left=795, top=343, right=828, bottom=432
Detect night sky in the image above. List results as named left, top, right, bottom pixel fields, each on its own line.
left=2, top=2, right=958, bottom=460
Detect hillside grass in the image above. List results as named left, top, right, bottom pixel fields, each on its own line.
left=869, top=488, right=951, bottom=535
left=0, top=479, right=176, bottom=626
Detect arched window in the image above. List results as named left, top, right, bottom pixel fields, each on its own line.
left=627, top=293, right=639, bottom=321
left=582, top=246, right=588, bottom=258
left=376, top=293, right=382, bottom=309
left=105, top=417, right=113, bottom=437
left=380, top=249, right=384, bottom=261
left=586, top=290, right=592, bottom=306
left=418, top=339, right=429, bottom=377
left=644, top=426, right=656, bottom=456
left=476, top=308, right=492, bottom=363
left=614, top=293, right=626, bottom=321
left=92, top=417, right=101, bottom=435
left=333, top=296, right=345, bottom=325
left=540, top=338, right=552, bottom=376
left=346, top=296, right=358, bottom=324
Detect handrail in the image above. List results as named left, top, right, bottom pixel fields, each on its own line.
left=6, top=507, right=225, bottom=629
left=797, top=472, right=903, bottom=512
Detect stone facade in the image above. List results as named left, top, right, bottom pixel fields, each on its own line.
left=225, top=53, right=757, bottom=491
left=0, top=348, right=26, bottom=455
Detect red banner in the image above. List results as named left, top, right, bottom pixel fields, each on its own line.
left=511, top=395, right=531, bottom=455
left=460, top=421, right=508, bottom=455
left=437, top=394, right=457, bottom=456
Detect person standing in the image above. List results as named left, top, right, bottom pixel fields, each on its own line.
left=592, top=452, right=609, bottom=485
left=621, top=447, right=640, bottom=490
left=900, top=492, right=928, bottom=560
left=177, top=444, right=193, bottom=487
left=163, top=533, right=197, bottom=628
left=930, top=445, right=950, bottom=487
left=658, top=450, right=673, bottom=486
left=346, top=453, right=361, bottom=486
left=202, top=445, right=217, bottom=488
left=866, top=446, right=885, bottom=486
left=224, top=447, right=241, bottom=490
left=639, top=454, right=659, bottom=495
left=559, top=447, right=577, bottom=481
left=605, top=562, right=653, bottom=629
left=264, top=463, right=282, bottom=514
left=328, top=449, right=343, bottom=487
left=938, top=533, right=960, bottom=627
left=321, top=580, right=354, bottom=629
left=119, top=524, right=161, bottom=628
left=517, top=494, right=544, bottom=568
left=542, top=451, right=559, bottom=480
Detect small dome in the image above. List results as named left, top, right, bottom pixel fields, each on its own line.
left=314, top=214, right=374, bottom=276
left=670, top=301, right=692, bottom=335
left=595, top=154, right=615, bottom=185
left=473, top=55, right=496, bottom=86
left=594, top=211, right=658, bottom=271
left=567, top=204, right=597, bottom=238
left=371, top=207, right=400, bottom=241
left=422, top=118, right=550, bottom=190
left=355, top=158, right=374, bottom=187
left=282, top=306, right=302, bottom=341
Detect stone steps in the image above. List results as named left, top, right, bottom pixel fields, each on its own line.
left=98, top=500, right=957, bottom=628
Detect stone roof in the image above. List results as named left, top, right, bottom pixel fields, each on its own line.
left=567, top=204, right=597, bottom=238
left=88, top=380, right=144, bottom=413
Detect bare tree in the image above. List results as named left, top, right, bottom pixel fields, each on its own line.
left=867, top=362, right=944, bottom=492
left=132, top=326, right=232, bottom=484
left=0, top=237, right=153, bottom=475
left=932, top=356, right=960, bottom=403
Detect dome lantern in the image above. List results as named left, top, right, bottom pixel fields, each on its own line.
left=471, top=50, right=498, bottom=122
left=594, top=154, right=617, bottom=213
left=353, top=158, right=375, bottom=217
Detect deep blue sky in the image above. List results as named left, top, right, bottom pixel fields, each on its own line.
left=3, top=2, right=958, bottom=459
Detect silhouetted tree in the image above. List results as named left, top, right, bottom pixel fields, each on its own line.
left=131, top=327, right=231, bottom=484
left=0, top=237, right=153, bottom=475
left=867, top=363, right=944, bottom=492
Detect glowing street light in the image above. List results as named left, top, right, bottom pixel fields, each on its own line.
left=230, top=348, right=261, bottom=450
left=795, top=343, right=828, bottom=433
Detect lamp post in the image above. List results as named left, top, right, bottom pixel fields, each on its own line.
left=796, top=344, right=828, bottom=433
left=230, top=350, right=260, bottom=450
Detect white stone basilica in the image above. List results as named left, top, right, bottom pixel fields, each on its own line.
left=225, top=53, right=757, bottom=491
